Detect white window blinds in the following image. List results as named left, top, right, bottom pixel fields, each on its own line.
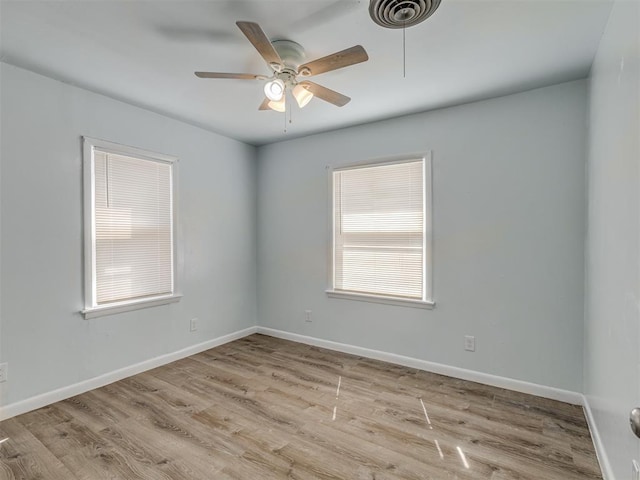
left=333, top=158, right=426, bottom=300
left=91, top=149, right=174, bottom=306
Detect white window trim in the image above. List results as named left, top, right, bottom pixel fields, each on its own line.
left=82, top=294, right=183, bottom=320
left=81, top=137, right=181, bottom=319
left=325, top=290, right=435, bottom=309
left=326, top=152, right=434, bottom=309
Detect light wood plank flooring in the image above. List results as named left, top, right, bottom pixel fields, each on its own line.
left=0, top=334, right=602, bottom=479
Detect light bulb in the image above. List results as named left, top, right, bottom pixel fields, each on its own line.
left=264, top=79, right=285, bottom=101
left=268, top=97, right=286, bottom=112
left=293, top=84, right=313, bottom=108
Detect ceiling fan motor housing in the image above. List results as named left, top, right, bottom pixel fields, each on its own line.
left=369, top=0, right=442, bottom=28
left=271, top=39, right=306, bottom=72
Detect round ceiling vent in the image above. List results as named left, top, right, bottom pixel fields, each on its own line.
left=369, top=0, right=441, bottom=29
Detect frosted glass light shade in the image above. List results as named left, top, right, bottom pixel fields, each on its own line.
left=268, top=97, right=286, bottom=112
left=293, top=84, right=313, bottom=108
left=264, top=79, right=285, bottom=101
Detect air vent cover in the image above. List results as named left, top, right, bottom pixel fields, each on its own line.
left=369, top=0, right=441, bottom=29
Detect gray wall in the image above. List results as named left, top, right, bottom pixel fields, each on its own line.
left=0, top=62, right=593, bottom=415
left=0, top=64, right=258, bottom=407
left=585, top=0, right=640, bottom=478
left=257, top=80, right=588, bottom=392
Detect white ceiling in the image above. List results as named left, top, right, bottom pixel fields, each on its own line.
left=0, top=0, right=612, bottom=146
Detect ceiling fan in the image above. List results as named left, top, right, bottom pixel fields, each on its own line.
left=195, top=21, right=369, bottom=112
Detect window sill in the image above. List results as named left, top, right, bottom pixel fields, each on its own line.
left=82, top=294, right=182, bottom=319
left=326, top=290, right=435, bottom=309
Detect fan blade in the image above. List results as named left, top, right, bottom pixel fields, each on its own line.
left=195, top=72, right=261, bottom=80
left=259, top=98, right=271, bottom=110
left=298, top=45, right=368, bottom=77
left=299, top=81, right=351, bottom=107
left=236, top=21, right=283, bottom=68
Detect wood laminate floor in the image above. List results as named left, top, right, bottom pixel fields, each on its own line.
left=0, top=334, right=602, bottom=479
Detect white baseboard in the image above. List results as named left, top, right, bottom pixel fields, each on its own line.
left=0, top=326, right=258, bottom=421
left=1, top=325, right=585, bottom=422
left=582, top=395, right=615, bottom=480
left=256, top=327, right=583, bottom=405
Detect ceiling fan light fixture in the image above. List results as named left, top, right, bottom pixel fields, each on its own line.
left=268, top=97, right=286, bottom=112
left=293, top=84, right=313, bottom=108
left=264, top=78, right=285, bottom=101
left=195, top=22, right=368, bottom=112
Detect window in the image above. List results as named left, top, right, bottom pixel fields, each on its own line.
left=82, top=137, right=180, bottom=319
left=328, top=154, right=433, bottom=308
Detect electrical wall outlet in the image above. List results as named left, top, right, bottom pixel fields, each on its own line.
left=190, top=318, right=198, bottom=332
left=0, top=363, right=8, bottom=383
left=464, top=335, right=476, bottom=352
left=304, top=310, right=312, bottom=322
